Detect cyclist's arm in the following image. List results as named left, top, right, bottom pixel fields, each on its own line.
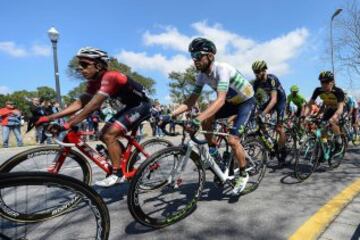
left=330, top=101, right=345, bottom=121
left=196, top=91, right=226, bottom=122
left=172, top=93, right=199, bottom=117
left=67, top=93, right=107, bottom=127
left=263, top=91, right=277, bottom=115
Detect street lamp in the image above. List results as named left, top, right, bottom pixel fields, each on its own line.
left=48, top=26, right=62, bottom=107
left=330, top=8, right=342, bottom=76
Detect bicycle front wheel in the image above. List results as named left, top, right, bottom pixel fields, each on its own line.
left=294, top=137, right=319, bottom=181
left=0, top=146, right=92, bottom=222
left=0, top=172, right=110, bottom=240
left=127, top=146, right=205, bottom=228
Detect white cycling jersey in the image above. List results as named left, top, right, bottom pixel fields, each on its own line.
left=192, top=61, right=254, bottom=104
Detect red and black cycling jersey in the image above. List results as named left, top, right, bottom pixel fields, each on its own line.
left=84, top=71, right=149, bottom=108
left=310, top=86, right=345, bottom=109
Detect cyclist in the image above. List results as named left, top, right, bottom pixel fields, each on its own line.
left=170, top=38, right=255, bottom=195
left=251, top=60, right=287, bottom=165
left=36, top=47, right=151, bottom=187
left=344, top=92, right=359, bottom=142
left=287, top=85, right=306, bottom=117
left=302, top=71, right=345, bottom=154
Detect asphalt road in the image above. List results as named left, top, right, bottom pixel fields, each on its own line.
left=0, top=139, right=359, bottom=240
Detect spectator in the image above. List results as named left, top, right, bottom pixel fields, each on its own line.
left=30, top=97, right=51, bottom=144
left=88, top=110, right=100, bottom=140
left=0, top=101, right=23, bottom=147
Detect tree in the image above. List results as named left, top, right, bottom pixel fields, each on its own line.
left=335, top=0, right=360, bottom=90
left=67, top=56, right=156, bottom=95
left=36, top=87, right=57, bottom=101
left=168, top=66, right=212, bottom=110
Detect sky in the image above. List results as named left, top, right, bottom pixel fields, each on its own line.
left=0, top=0, right=358, bottom=104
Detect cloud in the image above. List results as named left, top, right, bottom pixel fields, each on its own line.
left=31, top=44, right=51, bottom=56
left=0, top=41, right=51, bottom=57
left=143, top=26, right=191, bottom=52
left=116, top=51, right=191, bottom=76
left=0, top=86, right=12, bottom=95
left=115, top=21, right=309, bottom=78
left=0, top=42, right=27, bottom=57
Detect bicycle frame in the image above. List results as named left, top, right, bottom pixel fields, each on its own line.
left=49, top=128, right=150, bottom=179
left=168, top=129, right=257, bottom=186
left=314, top=125, right=333, bottom=161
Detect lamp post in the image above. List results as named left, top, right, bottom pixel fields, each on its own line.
left=48, top=26, right=62, bottom=107
left=330, top=8, right=342, bottom=76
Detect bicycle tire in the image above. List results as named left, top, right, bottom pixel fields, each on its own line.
left=0, top=146, right=92, bottom=183
left=127, top=146, right=205, bottom=228
left=294, top=137, right=319, bottom=181
left=0, top=172, right=110, bottom=240
left=328, top=135, right=346, bottom=169
left=230, top=137, right=268, bottom=194
left=126, top=138, right=173, bottom=172
left=0, top=146, right=92, bottom=222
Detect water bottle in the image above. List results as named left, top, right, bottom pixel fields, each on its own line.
left=96, top=144, right=109, bottom=158
left=209, top=147, right=225, bottom=171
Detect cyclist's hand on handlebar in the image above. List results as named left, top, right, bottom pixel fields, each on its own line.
left=185, top=118, right=200, bottom=133
left=35, top=116, right=50, bottom=126
left=47, top=122, right=70, bottom=135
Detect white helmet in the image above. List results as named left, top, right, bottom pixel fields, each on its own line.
left=76, top=47, right=109, bottom=63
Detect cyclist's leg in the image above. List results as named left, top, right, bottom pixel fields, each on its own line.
left=97, top=102, right=151, bottom=187
left=202, top=115, right=216, bottom=145
left=203, top=103, right=238, bottom=146
left=226, top=98, right=256, bottom=194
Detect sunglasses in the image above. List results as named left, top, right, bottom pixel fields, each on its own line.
left=320, top=80, right=332, bottom=84
left=78, top=61, right=94, bottom=69
left=191, top=51, right=208, bottom=61
left=253, top=69, right=265, bottom=75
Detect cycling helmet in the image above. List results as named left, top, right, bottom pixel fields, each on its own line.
left=188, top=38, right=217, bottom=54
left=252, top=60, right=268, bottom=72
left=76, top=47, right=109, bottom=63
left=318, top=71, right=334, bottom=81
left=290, top=85, right=299, bottom=92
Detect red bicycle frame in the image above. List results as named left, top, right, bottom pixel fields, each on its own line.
left=48, top=127, right=150, bottom=180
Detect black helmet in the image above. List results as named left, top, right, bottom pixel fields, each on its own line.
left=252, top=60, right=268, bottom=73
left=318, top=71, right=334, bottom=81
left=188, top=38, right=217, bottom=54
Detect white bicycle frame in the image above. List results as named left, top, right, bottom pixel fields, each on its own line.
left=167, top=130, right=258, bottom=186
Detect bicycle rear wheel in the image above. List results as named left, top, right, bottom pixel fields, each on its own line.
left=127, top=138, right=173, bottom=172
left=127, top=146, right=205, bottom=228
left=294, top=137, right=319, bottom=181
left=328, top=135, right=346, bottom=169
left=0, top=172, right=110, bottom=240
left=233, top=138, right=268, bottom=194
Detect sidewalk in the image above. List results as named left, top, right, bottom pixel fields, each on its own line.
left=319, top=193, right=360, bottom=240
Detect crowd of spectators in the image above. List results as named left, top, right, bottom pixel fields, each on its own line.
left=0, top=97, right=201, bottom=148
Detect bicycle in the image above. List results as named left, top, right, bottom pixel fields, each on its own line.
left=127, top=119, right=268, bottom=228
left=0, top=172, right=110, bottom=239
left=293, top=118, right=346, bottom=181
left=341, top=115, right=360, bottom=147
left=0, top=119, right=172, bottom=222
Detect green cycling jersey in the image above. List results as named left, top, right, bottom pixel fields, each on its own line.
left=287, top=93, right=306, bottom=109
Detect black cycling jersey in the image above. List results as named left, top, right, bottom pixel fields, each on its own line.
left=252, top=74, right=286, bottom=108
left=310, top=86, right=345, bottom=109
